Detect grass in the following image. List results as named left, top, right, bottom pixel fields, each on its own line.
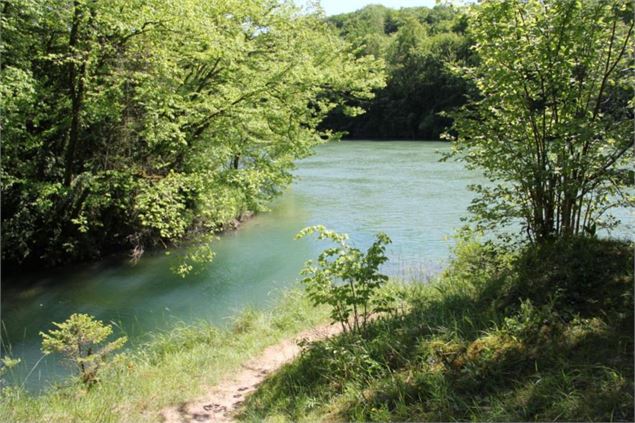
left=2, top=236, right=632, bottom=422
left=238, top=236, right=634, bottom=422
left=0, top=290, right=329, bottom=422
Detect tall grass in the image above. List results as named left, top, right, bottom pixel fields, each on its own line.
left=2, top=237, right=632, bottom=422
left=239, top=237, right=634, bottom=422
left=0, top=290, right=329, bottom=422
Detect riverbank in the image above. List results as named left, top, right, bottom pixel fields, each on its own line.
left=1, top=208, right=257, bottom=286
left=1, top=141, right=480, bottom=391
left=161, top=321, right=343, bottom=422
left=0, top=291, right=330, bottom=423
left=2, top=236, right=632, bottom=422
left=239, top=236, right=634, bottom=422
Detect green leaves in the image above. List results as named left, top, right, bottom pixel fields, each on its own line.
left=449, top=0, right=634, bottom=241
left=297, top=226, right=391, bottom=333
left=1, top=0, right=384, bottom=274
left=324, top=4, right=473, bottom=140
left=40, top=313, right=127, bottom=386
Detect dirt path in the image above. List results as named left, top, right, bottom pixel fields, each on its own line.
left=161, top=322, right=342, bottom=423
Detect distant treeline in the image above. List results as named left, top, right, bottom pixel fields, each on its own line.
left=322, top=4, right=477, bottom=140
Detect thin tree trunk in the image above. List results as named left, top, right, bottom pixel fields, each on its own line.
left=64, top=1, right=90, bottom=186
left=348, top=280, right=359, bottom=332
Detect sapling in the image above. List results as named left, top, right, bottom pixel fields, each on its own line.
left=40, top=313, right=127, bottom=386
left=0, top=356, right=21, bottom=391
left=296, top=225, right=391, bottom=333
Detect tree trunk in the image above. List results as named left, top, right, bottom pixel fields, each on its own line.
left=64, top=1, right=89, bottom=186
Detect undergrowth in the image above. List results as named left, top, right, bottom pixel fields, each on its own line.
left=238, top=236, right=634, bottom=422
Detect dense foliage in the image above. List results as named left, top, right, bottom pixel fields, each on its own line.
left=449, top=0, right=634, bottom=241
left=2, top=1, right=633, bottom=420
left=1, top=0, right=384, bottom=274
left=322, top=4, right=475, bottom=140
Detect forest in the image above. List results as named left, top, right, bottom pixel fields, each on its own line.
left=1, top=1, right=633, bottom=422
left=1, top=2, right=480, bottom=276
left=323, top=4, right=476, bottom=140
left=1, top=0, right=384, bottom=275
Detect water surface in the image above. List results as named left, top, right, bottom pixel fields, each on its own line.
left=2, top=141, right=630, bottom=391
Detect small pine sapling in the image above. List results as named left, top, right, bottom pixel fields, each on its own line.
left=40, top=313, right=127, bottom=386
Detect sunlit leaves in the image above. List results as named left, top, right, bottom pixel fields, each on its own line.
left=296, top=226, right=391, bottom=333
left=0, top=0, right=384, bottom=272
left=40, top=313, right=127, bottom=386
left=449, top=0, right=633, bottom=241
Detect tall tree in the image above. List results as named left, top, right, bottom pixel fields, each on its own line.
left=0, top=0, right=385, bottom=275
left=449, top=0, right=633, bottom=241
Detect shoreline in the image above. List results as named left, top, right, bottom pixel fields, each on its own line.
left=1, top=210, right=258, bottom=293
left=0, top=290, right=331, bottom=422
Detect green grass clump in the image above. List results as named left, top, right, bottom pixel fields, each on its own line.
left=0, top=290, right=329, bottom=423
left=238, top=236, right=634, bottom=422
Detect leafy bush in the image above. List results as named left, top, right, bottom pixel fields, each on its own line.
left=296, top=226, right=391, bottom=333
left=40, top=314, right=127, bottom=386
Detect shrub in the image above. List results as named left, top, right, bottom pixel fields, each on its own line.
left=0, top=357, right=20, bottom=392
left=40, top=313, right=127, bottom=386
left=296, top=226, right=391, bottom=333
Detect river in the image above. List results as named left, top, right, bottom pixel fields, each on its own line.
left=1, top=141, right=631, bottom=391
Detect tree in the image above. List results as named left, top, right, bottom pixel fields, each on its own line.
left=448, top=0, right=634, bottom=241
left=40, top=313, right=127, bottom=386
left=0, top=0, right=385, bottom=276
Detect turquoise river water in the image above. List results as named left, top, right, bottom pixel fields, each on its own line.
left=2, top=141, right=632, bottom=391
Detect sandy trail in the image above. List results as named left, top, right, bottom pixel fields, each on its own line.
left=161, top=322, right=342, bottom=422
